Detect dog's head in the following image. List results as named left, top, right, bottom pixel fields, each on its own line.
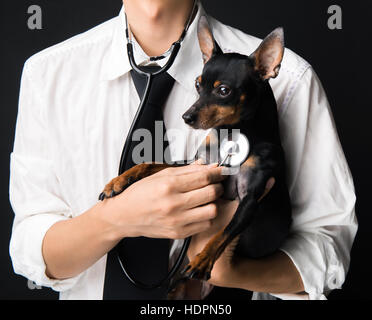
left=183, top=16, right=285, bottom=130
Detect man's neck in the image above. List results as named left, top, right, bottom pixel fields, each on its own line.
left=123, top=0, right=195, bottom=57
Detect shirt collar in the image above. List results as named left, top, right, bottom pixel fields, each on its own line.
left=101, top=2, right=205, bottom=93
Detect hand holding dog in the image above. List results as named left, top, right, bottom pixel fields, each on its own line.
left=187, top=177, right=275, bottom=287
left=103, top=163, right=227, bottom=241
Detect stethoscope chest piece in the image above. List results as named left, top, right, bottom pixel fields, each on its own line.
left=219, top=133, right=250, bottom=167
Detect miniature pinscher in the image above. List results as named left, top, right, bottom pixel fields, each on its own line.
left=99, top=16, right=292, bottom=298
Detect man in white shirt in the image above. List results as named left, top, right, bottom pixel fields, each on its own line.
left=9, top=0, right=357, bottom=300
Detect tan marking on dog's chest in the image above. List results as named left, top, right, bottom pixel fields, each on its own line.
left=242, top=155, right=258, bottom=168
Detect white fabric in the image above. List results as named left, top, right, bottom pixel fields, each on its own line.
left=9, top=3, right=357, bottom=300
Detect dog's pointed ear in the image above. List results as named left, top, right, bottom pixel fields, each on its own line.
left=250, top=27, right=285, bottom=80
left=197, top=15, right=222, bottom=64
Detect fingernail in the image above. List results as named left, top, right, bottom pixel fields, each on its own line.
left=221, top=166, right=232, bottom=175
left=221, top=166, right=240, bottom=176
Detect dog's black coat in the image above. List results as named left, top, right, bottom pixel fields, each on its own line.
left=186, top=68, right=292, bottom=262
left=180, top=20, right=292, bottom=281
left=221, top=81, right=292, bottom=260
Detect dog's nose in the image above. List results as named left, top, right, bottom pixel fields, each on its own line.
left=182, top=112, right=197, bottom=125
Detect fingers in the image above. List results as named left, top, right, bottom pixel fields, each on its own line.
left=155, top=162, right=216, bottom=177
left=175, top=203, right=218, bottom=226
left=180, top=183, right=224, bottom=209
left=175, top=166, right=225, bottom=192
left=174, top=163, right=218, bottom=176
left=175, top=220, right=212, bottom=239
left=191, top=159, right=205, bottom=165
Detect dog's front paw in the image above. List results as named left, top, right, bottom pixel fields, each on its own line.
left=98, top=175, right=135, bottom=200
left=182, top=252, right=215, bottom=281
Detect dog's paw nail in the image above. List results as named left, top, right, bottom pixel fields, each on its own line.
left=205, top=271, right=211, bottom=280
left=188, top=269, right=198, bottom=279
left=109, top=190, right=116, bottom=198
left=98, top=192, right=105, bottom=201
left=181, top=265, right=191, bottom=275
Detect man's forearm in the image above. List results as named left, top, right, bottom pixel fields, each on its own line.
left=212, top=251, right=305, bottom=294
left=41, top=165, right=225, bottom=281
left=42, top=201, right=121, bottom=280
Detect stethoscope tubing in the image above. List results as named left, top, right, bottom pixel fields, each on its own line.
left=115, top=1, right=197, bottom=289
left=118, top=42, right=181, bottom=173
left=115, top=236, right=191, bottom=290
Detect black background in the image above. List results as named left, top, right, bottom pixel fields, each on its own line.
left=0, top=0, right=371, bottom=300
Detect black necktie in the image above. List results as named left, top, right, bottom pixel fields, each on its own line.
left=103, top=66, right=175, bottom=299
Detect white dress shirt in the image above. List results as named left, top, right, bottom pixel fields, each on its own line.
left=9, top=3, right=357, bottom=300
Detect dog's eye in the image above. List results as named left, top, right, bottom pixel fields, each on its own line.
left=195, top=79, right=201, bottom=93
left=217, top=85, right=231, bottom=97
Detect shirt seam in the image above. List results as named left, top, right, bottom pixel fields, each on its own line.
left=22, top=63, right=75, bottom=215
left=22, top=64, right=50, bottom=165
left=25, top=32, right=114, bottom=72
left=278, top=63, right=311, bottom=118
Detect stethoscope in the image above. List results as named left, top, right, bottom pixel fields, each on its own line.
left=116, top=0, right=250, bottom=290
left=116, top=0, right=198, bottom=290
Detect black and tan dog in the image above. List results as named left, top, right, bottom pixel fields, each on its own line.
left=100, top=16, right=292, bottom=297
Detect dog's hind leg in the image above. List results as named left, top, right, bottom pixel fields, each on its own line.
left=182, top=152, right=272, bottom=281
left=182, top=193, right=260, bottom=280
left=182, top=143, right=282, bottom=281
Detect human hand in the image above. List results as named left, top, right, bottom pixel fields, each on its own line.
left=102, top=163, right=226, bottom=240
left=187, top=177, right=276, bottom=287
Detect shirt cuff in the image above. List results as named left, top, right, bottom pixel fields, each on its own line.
left=273, top=232, right=337, bottom=300
left=9, top=213, right=83, bottom=292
